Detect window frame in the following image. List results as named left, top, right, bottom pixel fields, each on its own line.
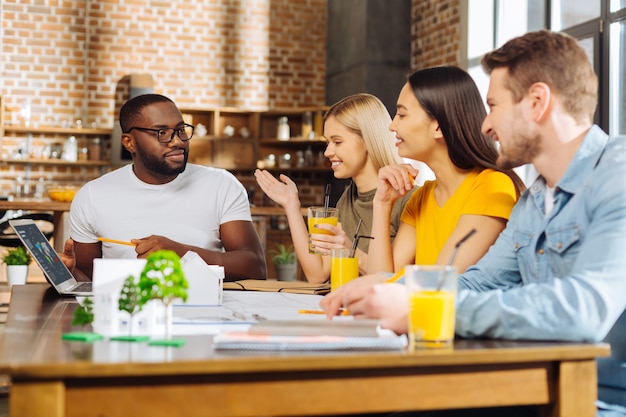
left=463, top=0, right=626, bottom=135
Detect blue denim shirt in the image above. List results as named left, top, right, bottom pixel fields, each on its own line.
left=457, top=126, right=626, bottom=342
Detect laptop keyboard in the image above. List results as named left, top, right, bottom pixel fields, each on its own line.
left=72, top=282, right=93, bottom=292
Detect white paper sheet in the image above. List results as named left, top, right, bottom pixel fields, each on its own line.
left=171, top=290, right=328, bottom=335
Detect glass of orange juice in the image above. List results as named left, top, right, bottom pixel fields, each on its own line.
left=307, top=206, right=338, bottom=254
left=330, top=248, right=359, bottom=291
left=405, top=265, right=457, bottom=349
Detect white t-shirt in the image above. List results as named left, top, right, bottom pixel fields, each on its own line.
left=70, top=164, right=251, bottom=259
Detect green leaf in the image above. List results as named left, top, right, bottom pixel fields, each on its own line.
left=72, top=297, right=94, bottom=327
left=138, top=250, right=188, bottom=306
left=2, top=246, right=32, bottom=265
left=118, top=274, right=144, bottom=316
left=268, top=243, right=296, bottom=264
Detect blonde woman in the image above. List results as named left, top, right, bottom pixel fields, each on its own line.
left=255, top=93, right=414, bottom=284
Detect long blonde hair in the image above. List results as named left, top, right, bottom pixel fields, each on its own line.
left=324, top=93, right=401, bottom=171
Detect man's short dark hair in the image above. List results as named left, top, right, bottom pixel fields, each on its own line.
left=119, top=94, right=174, bottom=133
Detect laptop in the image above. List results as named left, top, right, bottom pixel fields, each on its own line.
left=9, top=219, right=92, bottom=296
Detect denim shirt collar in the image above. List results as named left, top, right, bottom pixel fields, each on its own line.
left=529, top=125, right=609, bottom=199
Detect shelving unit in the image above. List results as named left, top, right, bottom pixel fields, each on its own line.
left=0, top=125, right=112, bottom=169
left=0, top=96, right=114, bottom=196
left=183, top=106, right=329, bottom=172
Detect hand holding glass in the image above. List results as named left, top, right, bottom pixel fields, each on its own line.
left=405, top=265, right=457, bottom=349
left=307, top=207, right=338, bottom=254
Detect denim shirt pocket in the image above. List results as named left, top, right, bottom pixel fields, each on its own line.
left=512, top=231, right=533, bottom=252
left=545, top=224, right=580, bottom=254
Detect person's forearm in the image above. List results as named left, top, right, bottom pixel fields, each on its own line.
left=368, top=201, right=394, bottom=273
left=197, top=248, right=267, bottom=281
left=72, top=266, right=92, bottom=282
left=355, top=248, right=368, bottom=275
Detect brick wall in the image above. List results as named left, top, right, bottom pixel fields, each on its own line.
left=410, top=0, right=461, bottom=69
left=0, top=0, right=463, bottom=201
left=1, top=0, right=326, bottom=125
left=0, top=0, right=327, bottom=194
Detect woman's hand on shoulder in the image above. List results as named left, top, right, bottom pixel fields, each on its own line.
left=254, top=169, right=300, bottom=210
left=375, top=164, right=419, bottom=204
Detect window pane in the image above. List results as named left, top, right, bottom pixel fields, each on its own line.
left=611, top=0, right=626, bottom=12
left=609, top=21, right=626, bottom=136
left=468, top=0, right=495, bottom=58
left=496, top=0, right=545, bottom=46
left=551, top=0, right=600, bottom=30
left=468, top=65, right=490, bottom=106
left=577, top=37, right=594, bottom=67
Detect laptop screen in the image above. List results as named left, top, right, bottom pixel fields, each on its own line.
left=10, top=220, right=75, bottom=286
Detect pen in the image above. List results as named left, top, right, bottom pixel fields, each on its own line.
left=385, top=268, right=405, bottom=283
left=298, top=309, right=350, bottom=316
left=97, top=237, right=136, bottom=246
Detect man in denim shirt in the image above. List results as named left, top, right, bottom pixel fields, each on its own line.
left=321, top=30, right=626, bottom=416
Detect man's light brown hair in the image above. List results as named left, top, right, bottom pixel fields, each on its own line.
left=482, top=30, right=598, bottom=124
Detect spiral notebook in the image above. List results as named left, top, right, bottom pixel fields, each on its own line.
left=213, top=319, right=407, bottom=351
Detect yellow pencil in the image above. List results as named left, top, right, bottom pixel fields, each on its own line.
left=298, top=309, right=350, bottom=316
left=385, top=268, right=405, bottom=283
left=97, top=237, right=136, bottom=246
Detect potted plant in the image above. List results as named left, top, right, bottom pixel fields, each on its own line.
left=2, top=245, right=32, bottom=287
left=269, top=243, right=297, bottom=282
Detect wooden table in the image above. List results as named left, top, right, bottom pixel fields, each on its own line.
left=0, top=284, right=611, bottom=417
left=0, top=199, right=70, bottom=252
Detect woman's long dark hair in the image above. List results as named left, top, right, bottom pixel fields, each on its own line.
left=408, top=66, right=525, bottom=196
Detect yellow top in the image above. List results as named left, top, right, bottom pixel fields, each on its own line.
left=401, top=168, right=517, bottom=264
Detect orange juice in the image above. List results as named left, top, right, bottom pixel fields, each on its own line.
left=330, top=256, right=359, bottom=291
left=307, top=207, right=338, bottom=253
left=408, top=290, right=455, bottom=344
left=307, top=216, right=338, bottom=236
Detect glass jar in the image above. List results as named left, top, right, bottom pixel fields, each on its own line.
left=301, top=111, right=312, bottom=139
left=89, top=137, right=102, bottom=161
left=277, top=117, right=290, bottom=141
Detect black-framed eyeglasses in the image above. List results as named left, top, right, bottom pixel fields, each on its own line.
left=125, top=123, right=195, bottom=143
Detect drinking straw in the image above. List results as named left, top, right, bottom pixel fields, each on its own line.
left=385, top=268, right=405, bottom=283
left=436, top=228, right=477, bottom=291
left=323, top=184, right=331, bottom=211
left=349, top=218, right=375, bottom=257
left=350, top=219, right=363, bottom=257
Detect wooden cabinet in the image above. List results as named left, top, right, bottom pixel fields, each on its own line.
left=183, top=106, right=328, bottom=172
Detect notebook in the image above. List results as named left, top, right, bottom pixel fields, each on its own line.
left=223, top=279, right=330, bottom=295
left=9, top=219, right=92, bottom=296
left=213, top=320, right=407, bottom=351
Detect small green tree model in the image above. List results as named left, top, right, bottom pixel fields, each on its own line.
left=118, top=274, right=145, bottom=337
left=63, top=297, right=103, bottom=342
left=72, top=297, right=94, bottom=329
left=138, top=250, right=188, bottom=341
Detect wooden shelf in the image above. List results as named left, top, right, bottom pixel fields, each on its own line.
left=2, top=125, right=111, bottom=135
left=259, top=138, right=326, bottom=145
left=0, top=158, right=110, bottom=167
left=183, top=106, right=328, bottom=172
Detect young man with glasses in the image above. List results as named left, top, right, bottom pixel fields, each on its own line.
left=62, top=93, right=266, bottom=282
